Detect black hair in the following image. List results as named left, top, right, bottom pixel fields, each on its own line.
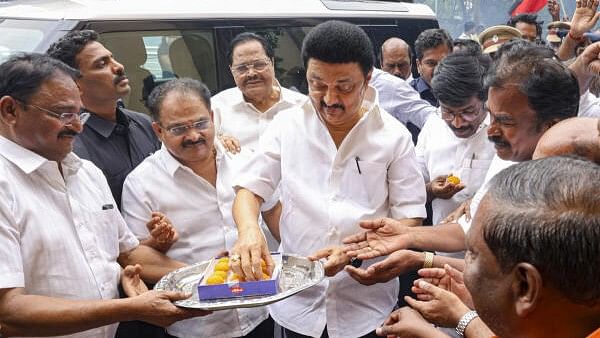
left=145, top=78, right=211, bottom=122
left=452, top=39, right=482, bottom=56
left=227, top=32, right=275, bottom=65
left=0, top=53, right=80, bottom=103
left=46, top=30, right=99, bottom=69
left=302, top=20, right=374, bottom=77
left=432, top=52, right=491, bottom=107
left=414, top=28, right=453, bottom=60
left=483, top=156, right=600, bottom=304
left=485, top=45, right=579, bottom=126
left=507, top=14, right=543, bottom=39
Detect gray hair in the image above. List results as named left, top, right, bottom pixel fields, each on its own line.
left=483, top=156, right=600, bottom=304
left=145, top=78, right=211, bottom=122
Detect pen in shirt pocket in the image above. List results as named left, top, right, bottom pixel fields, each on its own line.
left=355, top=156, right=362, bottom=174
left=102, top=204, right=114, bottom=210
left=469, top=153, right=475, bottom=168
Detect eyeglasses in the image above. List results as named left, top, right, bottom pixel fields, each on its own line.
left=163, top=119, right=211, bottom=136
left=440, top=104, right=484, bottom=122
left=20, top=101, right=90, bottom=125
left=230, top=59, right=271, bottom=75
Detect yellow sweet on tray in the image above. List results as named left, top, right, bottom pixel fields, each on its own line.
left=214, top=261, right=230, bottom=272
left=446, top=175, right=461, bottom=185
left=206, top=274, right=225, bottom=285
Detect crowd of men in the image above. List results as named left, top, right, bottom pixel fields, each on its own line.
left=0, top=1, right=599, bottom=337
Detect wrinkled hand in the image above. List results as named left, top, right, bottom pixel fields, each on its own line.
left=413, top=265, right=474, bottom=308
left=132, top=290, right=211, bottom=327
left=430, top=175, right=465, bottom=200
left=345, top=250, right=420, bottom=286
left=230, top=228, right=274, bottom=281
left=147, top=212, right=178, bottom=246
left=440, top=198, right=471, bottom=224
left=548, top=0, right=561, bottom=21
left=405, top=280, right=471, bottom=328
left=376, top=306, right=445, bottom=338
left=121, top=264, right=149, bottom=297
left=343, top=218, right=415, bottom=260
left=570, top=0, right=600, bottom=38
left=309, top=246, right=350, bottom=277
left=219, top=134, right=241, bottom=154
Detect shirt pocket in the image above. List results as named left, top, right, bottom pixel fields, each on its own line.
left=456, top=158, right=492, bottom=199
left=340, top=160, right=388, bottom=208
left=84, top=209, right=122, bottom=259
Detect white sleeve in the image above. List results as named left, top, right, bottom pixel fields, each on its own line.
left=0, top=188, right=24, bottom=288
left=233, top=110, right=284, bottom=202
left=121, top=173, right=153, bottom=241
left=370, top=69, right=436, bottom=128
left=388, top=135, right=428, bottom=219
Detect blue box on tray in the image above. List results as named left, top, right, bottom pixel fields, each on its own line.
left=197, top=252, right=282, bottom=301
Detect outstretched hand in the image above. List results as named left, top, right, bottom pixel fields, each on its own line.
left=343, top=218, right=415, bottom=260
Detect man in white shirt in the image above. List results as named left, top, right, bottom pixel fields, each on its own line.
left=0, top=54, right=209, bottom=337
left=212, top=32, right=307, bottom=153
left=121, top=78, right=275, bottom=338
left=343, top=44, right=582, bottom=281
left=212, top=32, right=305, bottom=250
left=230, top=21, right=427, bottom=338
left=416, top=52, right=494, bottom=228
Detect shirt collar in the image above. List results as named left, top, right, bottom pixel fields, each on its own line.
left=0, top=135, right=82, bottom=175
left=311, top=85, right=384, bottom=128
left=84, top=107, right=129, bottom=138
left=159, top=139, right=223, bottom=178
left=230, top=80, right=285, bottom=107
left=413, top=77, right=432, bottom=94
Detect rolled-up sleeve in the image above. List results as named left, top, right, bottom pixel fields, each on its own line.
left=388, top=137, right=427, bottom=219
left=0, top=193, right=24, bottom=289
left=233, top=111, right=284, bottom=203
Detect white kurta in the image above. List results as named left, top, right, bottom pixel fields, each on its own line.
left=0, top=136, right=139, bottom=338
left=415, top=113, right=495, bottom=225
left=121, top=144, right=268, bottom=338
left=234, top=86, right=427, bottom=338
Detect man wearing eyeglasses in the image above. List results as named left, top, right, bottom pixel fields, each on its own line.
left=230, top=21, right=426, bottom=338
left=0, top=54, right=210, bottom=338
left=211, top=32, right=306, bottom=153
left=121, top=78, right=276, bottom=338
left=211, top=32, right=305, bottom=250
left=47, top=30, right=161, bottom=211
left=415, top=52, right=495, bottom=230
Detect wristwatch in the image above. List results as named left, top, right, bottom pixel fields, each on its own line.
left=455, top=310, right=478, bottom=336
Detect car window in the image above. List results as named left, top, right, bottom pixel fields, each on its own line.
left=0, top=19, right=58, bottom=63
left=100, top=30, right=216, bottom=114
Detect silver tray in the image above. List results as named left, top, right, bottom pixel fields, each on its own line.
left=154, top=254, right=325, bottom=310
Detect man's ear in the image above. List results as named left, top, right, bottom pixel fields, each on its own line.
left=0, top=96, right=19, bottom=125
left=416, top=59, right=423, bottom=75
left=151, top=121, right=163, bottom=140
left=511, top=262, right=542, bottom=318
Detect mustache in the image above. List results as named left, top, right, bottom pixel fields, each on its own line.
left=449, top=125, right=471, bottom=132
left=58, top=129, right=79, bottom=137
left=488, top=135, right=510, bottom=147
left=182, top=138, right=206, bottom=147
left=113, top=73, right=128, bottom=85
left=320, top=100, right=344, bottom=110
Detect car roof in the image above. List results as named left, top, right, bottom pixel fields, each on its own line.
left=0, top=0, right=436, bottom=21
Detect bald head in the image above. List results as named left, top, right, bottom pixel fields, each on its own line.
left=380, top=37, right=412, bottom=80
left=533, top=117, right=600, bottom=163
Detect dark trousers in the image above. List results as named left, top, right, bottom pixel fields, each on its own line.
left=283, top=326, right=379, bottom=338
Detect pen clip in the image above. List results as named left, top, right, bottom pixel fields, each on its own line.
left=355, top=156, right=362, bottom=174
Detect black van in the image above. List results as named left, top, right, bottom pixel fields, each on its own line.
left=0, top=0, right=438, bottom=114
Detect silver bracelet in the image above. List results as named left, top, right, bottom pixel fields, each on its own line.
left=455, top=310, right=478, bottom=336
